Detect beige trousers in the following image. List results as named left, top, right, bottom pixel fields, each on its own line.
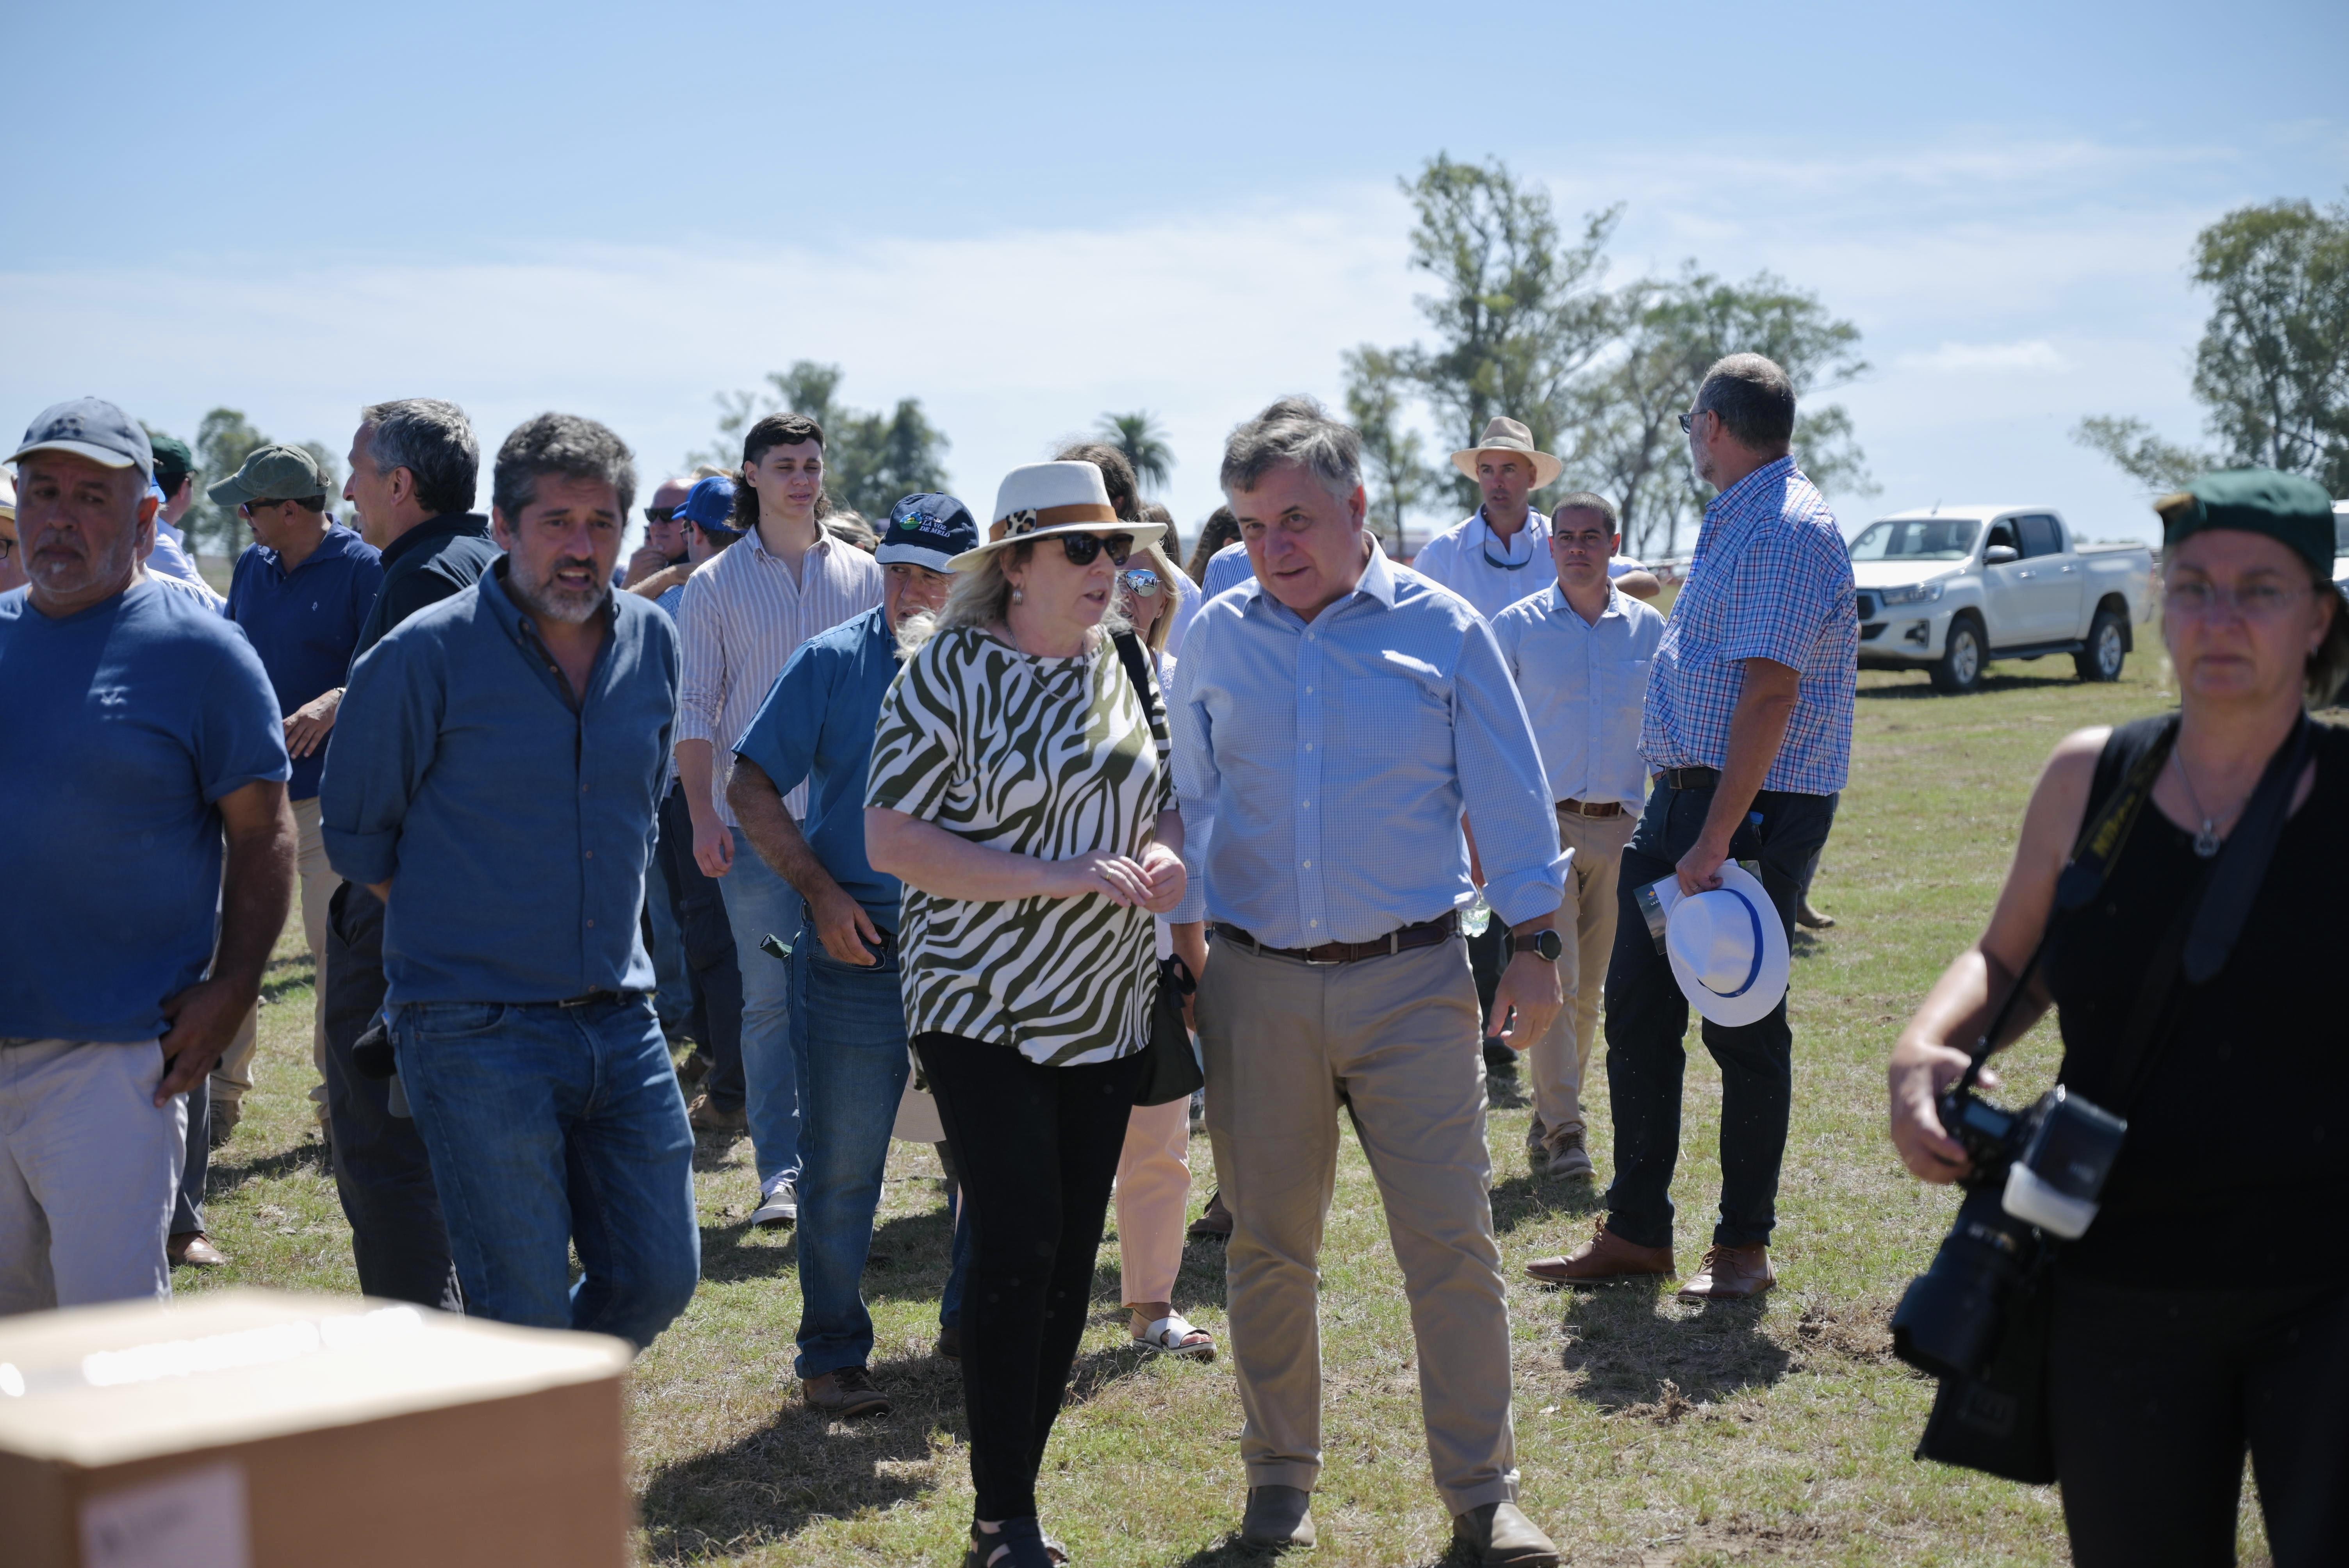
left=211, top=794, right=337, bottom=1113
left=1199, top=934, right=1518, bottom=1515
left=1528, top=807, right=1638, bottom=1142
left=1116, top=1097, right=1194, bottom=1307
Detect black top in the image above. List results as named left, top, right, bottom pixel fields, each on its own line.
left=2043, top=715, right=2349, bottom=1286
left=350, top=511, right=501, bottom=662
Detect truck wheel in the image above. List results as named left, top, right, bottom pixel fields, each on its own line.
left=1930, top=615, right=1986, bottom=694
left=2074, top=608, right=2126, bottom=682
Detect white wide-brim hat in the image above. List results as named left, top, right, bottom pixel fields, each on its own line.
left=1654, top=863, right=1791, bottom=1028
left=946, top=460, right=1165, bottom=572
left=1448, top=415, right=1565, bottom=490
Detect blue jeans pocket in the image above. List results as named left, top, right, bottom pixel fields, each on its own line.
left=400, top=1002, right=509, bottom=1039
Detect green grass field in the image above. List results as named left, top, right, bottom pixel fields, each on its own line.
left=184, top=646, right=2272, bottom=1566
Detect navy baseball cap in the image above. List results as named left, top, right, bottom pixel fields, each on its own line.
left=9, top=397, right=155, bottom=481
left=877, top=493, right=978, bottom=574
left=675, top=474, right=742, bottom=538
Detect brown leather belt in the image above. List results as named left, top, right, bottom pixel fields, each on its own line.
left=1215, top=912, right=1458, bottom=966
left=1654, top=767, right=1722, bottom=792
left=1557, top=798, right=1624, bottom=818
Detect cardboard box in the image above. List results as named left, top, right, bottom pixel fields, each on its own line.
left=0, top=1288, right=634, bottom=1568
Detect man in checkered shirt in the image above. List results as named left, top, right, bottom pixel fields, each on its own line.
left=1527, top=353, right=1855, bottom=1304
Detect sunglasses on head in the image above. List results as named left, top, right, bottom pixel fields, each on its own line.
left=1057, top=531, right=1134, bottom=567
left=1121, top=567, right=1162, bottom=598
left=643, top=504, right=678, bottom=525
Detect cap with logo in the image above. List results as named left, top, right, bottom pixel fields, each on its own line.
left=7, top=398, right=155, bottom=482
left=876, top=493, right=980, bottom=575
left=207, top=444, right=330, bottom=510
left=674, top=474, right=742, bottom=538
left=2154, top=468, right=2335, bottom=581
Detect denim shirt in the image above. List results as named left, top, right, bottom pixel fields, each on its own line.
left=321, top=561, right=681, bottom=1004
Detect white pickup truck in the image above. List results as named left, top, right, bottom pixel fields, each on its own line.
left=2332, top=501, right=2349, bottom=601
left=1847, top=505, right=2155, bottom=693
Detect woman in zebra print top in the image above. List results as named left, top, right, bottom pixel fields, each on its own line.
left=864, top=461, right=1186, bottom=1568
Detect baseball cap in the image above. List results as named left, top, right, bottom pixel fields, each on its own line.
left=2155, top=468, right=2336, bottom=581
left=207, top=444, right=330, bottom=510
left=149, top=434, right=196, bottom=497
left=877, top=492, right=980, bottom=574
left=675, top=474, right=743, bottom=538
left=7, top=398, right=155, bottom=481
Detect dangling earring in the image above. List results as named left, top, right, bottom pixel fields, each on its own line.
left=1011, top=587, right=1025, bottom=604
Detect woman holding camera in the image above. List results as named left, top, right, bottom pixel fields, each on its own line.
left=865, top=461, right=1185, bottom=1568
left=1888, top=470, right=2349, bottom=1567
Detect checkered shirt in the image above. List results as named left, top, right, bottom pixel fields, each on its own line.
left=1639, top=457, right=1856, bottom=795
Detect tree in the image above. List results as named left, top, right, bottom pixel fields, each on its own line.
left=2078, top=195, right=2349, bottom=495
left=690, top=360, right=951, bottom=519
left=1563, top=267, right=1873, bottom=560
left=1342, top=345, right=1438, bottom=551
left=1094, top=412, right=1174, bottom=493
left=178, top=408, right=269, bottom=561
left=1391, top=155, right=1620, bottom=511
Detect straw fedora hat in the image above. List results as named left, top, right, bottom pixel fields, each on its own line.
left=946, top=460, right=1166, bottom=572
left=1449, top=416, right=1564, bottom=490
left=1653, top=863, right=1792, bottom=1028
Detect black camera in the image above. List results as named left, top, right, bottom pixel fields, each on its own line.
left=1891, top=1084, right=2127, bottom=1381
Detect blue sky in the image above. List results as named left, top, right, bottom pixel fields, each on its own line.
left=7, top=0, right=2344, bottom=552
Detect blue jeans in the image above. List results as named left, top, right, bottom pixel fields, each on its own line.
left=718, top=827, right=804, bottom=1186
left=645, top=834, right=694, bottom=1033
left=789, top=905, right=911, bottom=1377
left=391, top=994, right=700, bottom=1350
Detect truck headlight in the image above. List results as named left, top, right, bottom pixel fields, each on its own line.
left=1879, top=580, right=1945, bottom=607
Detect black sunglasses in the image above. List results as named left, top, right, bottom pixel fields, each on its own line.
left=643, top=505, right=678, bottom=525
left=1058, top=531, right=1134, bottom=567
left=1678, top=410, right=1705, bottom=434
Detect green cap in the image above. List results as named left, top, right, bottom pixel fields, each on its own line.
left=148, top=434, right=195, bottom=495
left=206, top=443, right=328, bottom=510
left=2155, top=468, right=2335, bottom=581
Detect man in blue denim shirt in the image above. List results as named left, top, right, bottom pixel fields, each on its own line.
left=322, top=413, right=696, bottom=1349
left=728, top=493, right=971, bottom=1418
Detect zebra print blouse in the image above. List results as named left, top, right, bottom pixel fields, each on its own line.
left=866, top=624, right=1173, bottom=1066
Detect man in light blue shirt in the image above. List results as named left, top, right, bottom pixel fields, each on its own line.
left=1170, top=397, right=1568, bottom=1566
left=1490, top=492, right=1664, bottom=1184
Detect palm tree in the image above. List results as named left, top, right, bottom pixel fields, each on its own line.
left=1095, top=412, right=1174, bottom=493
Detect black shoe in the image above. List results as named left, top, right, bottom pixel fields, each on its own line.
left=1482, top=1040, right=1518, bottom=1074
left=963, top=1517, right=1055, bottom=1568
left=936, top=1322, right=962, bottom=1361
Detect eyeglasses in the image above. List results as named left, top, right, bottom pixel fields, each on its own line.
left=1121, top=567, right=1163, bottom=598
left=2163, top=579, right=2309, bottom=622
left=1677, top=410, right=1702, bottom=434
left=237, top=499, right=289, bottom=518
left=1058, top=531, right=1134, bottom=567
left=0, top=537, right=13, bottom=561
left=643, top=505, right=678, bottom=526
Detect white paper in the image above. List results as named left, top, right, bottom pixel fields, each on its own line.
left=80, top=1461, right=250, bottom=1568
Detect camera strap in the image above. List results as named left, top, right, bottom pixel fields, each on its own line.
left=1955, top=716, right=2177, bottom=1093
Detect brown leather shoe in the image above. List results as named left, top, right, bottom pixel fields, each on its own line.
left=1187, top=1188, right=1233, bottom=1238
left=168, top=1232, right=228, bottom=1269
left=804, top=1364, right=891, bottom=1418
left=1452, top=1501, right=1561, bottom=1566
left=687, top=1092, right=746, bottom=1133
left=1676, top=1242, right=1775, bottom=1301
left=1525, top=1221, right=1673, bottom=1286
left=1240, top=1484, right=1315, bottom=1550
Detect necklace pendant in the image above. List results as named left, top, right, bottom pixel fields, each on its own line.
left=2192, top=821, right=2222, bottom=858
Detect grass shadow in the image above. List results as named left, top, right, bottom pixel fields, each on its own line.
left=697, top=1218, right=798, bottom=1284
left=1483, top=1066, right=1529, bottom=1111
left=1855, top=667, right=2080, bottom=701
left=257, top=957, right=317, bottom=1008
left=860, top=1201, right=960, bottom=1309
left=636, top=1347, right=965, bottom=1564
left=1487, top=1169, right=1604, bottom=1236
left=1553, top=1281, right=1792, bottom=1409
left=205, top=1140, right=327, bottom=1197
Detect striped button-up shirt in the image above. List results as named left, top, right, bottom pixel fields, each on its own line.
left=1638, top=456, right=1856, bottom=795
left=1491, top=581, right=1666, bottom=812
left=1171, top=546, right=1567, bottom=948
left=675, top=526, right=882, bottom=824
left=1410, top=508, right=1552, bottom=623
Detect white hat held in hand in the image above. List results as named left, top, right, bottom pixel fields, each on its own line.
left=948, top=460, right=1166, bottom=572
left=1652, top=863, right=1791, bottom=1027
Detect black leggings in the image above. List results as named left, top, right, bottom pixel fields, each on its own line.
left=915, top=1032, right=1145, bottom=1522
left=2050, top=1273, right=2349, bottom=1566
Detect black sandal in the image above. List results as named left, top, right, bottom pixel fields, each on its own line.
left=963, top=1517, right=1061, bottom=1568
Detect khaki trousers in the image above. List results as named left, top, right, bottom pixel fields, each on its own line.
left=1529, top=807, right=1639, bottom=1143
left=211, top=794, right=337, bottom=1114
left=1199, top=934, right=1518, bottom=1515
left=1115, top=1098, right=1193, bottom=1307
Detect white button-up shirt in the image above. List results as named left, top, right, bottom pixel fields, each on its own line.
left=1409, top=508, right=1551, bottom=623
left=1490, top=580, right=1665, bottom=812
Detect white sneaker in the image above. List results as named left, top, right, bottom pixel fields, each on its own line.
left=752, top=1176, right=798, bottom=1228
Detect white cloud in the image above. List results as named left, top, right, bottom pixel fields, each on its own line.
left=1897, top=339, right=2070, bottom=373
